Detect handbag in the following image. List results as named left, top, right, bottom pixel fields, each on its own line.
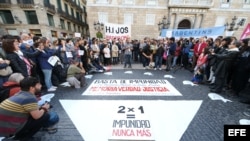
left=149, top=62, right=155, bottom=68
left=0, top=66, right=13, bottom=76
left=163, top=51, right=167, bottom=60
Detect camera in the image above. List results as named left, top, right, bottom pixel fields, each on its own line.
left=41, top=101, right=53, bottom=109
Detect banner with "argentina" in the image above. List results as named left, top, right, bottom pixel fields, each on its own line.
left=161, top=26, right=225, bottom=38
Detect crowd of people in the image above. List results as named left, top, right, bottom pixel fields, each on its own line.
left=123, top=36, right=250, bottom=97
left=0, top=32, right=250, bottom=140
left=0, top=33, right=249, bottom=95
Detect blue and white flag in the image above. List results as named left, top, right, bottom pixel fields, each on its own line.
left=161, top=26, right=225, bottom=38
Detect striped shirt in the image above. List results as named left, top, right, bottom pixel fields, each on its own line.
left=0, top=91, right=38, bottom=137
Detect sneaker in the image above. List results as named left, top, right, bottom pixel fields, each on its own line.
left=97, top=69, right=104, bottom=73
left=52, top=86, right=57, bottom=89
left=42, top=127, right=58, bottom=134
left=47, top=87, right=56, bottom=92
left=159, top=68, right=162, bottom=70
left=154, top=68, right=157, bottom=70
left=243, top=111, right=250, bottom=117
left=239, top=119, right=250, bottom=125
left=2, top=137, right=19, bottom=141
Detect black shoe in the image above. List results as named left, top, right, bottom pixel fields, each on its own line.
left=209, top=85, right=215, bottom=89
left=2, top=138, right=20, bottom=141
left=189, top=70, right=194, bottom=73
left=210, top=89, right=221, bottom=93
left=239, top=99, right=250, bottom=105
left=41, top=127, right=58, bottom=134
left=209, top=83, right=215, bottom=86
left=81, top=83, right=88, bottom=88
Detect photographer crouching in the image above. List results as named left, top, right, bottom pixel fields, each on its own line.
left=0, top=77, right=59, bottom=141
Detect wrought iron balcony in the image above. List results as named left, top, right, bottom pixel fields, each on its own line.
left=0, top=0, right=11, bottom=8
left=76, top=5, right=83, bottom=12
left=44, top=1, right=56, bottom=14
left=57, top=8, right=70, bottom=19
left=17, top=0, right=34, bottom=8
left=168, top=0, right=213, bottom=8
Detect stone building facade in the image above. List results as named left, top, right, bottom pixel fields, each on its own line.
left=87, top=0, right=250, bottom=40
left=0, top=0, right=89, bottom=39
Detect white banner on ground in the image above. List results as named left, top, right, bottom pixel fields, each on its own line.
left=104, top=23, right=131, bottom=40
left=82, top=79, right=182, bottom=96
left=60, top=100, right=202, bottom=141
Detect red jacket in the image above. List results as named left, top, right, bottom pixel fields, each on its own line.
left=3, top=81, right=21, bottom=97
left=193, top=42, right=207, bottom=57
left=196, top=53, right=208, bottom=67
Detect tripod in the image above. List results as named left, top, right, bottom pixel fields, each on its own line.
left=172, top=65, right=184, bottom=74
left=171, top=55, right=192, bottom=74
left=168, top=55, right=183, bottom=74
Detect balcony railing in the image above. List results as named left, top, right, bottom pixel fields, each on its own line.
left=76, top=5, right=83, bottom=12
left=17, top=0, right=34, bottom=8
left=0, top=0, right=11, bottom=4
left=57, top=8, right=71, bottom=19
left=44, top=2, right=56, bottom=13
left=0, top=0, right=11, bottom=8
left=168, top=0, right=213, bottom=8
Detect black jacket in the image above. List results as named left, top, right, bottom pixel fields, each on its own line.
left=214, top=48, right=239, bottom=78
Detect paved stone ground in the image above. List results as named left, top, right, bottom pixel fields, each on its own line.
left=31, top=63, right=250, bottom=141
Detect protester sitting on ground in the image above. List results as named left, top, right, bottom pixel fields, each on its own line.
left=0, top=77, right=59, bottom=141
left=0, top=73, right=24, bottom=103
left=66, top=59, right=86, bottom=88
left=89, top=49, right=106, bottom=73
left=191, top=67, right=204, bottom=84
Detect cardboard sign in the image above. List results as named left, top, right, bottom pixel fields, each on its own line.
left=47, top=56, right=60, bottom=66
left=74, top=32, right=81, bottom=37
left=66, top=51, right=73, bottom=58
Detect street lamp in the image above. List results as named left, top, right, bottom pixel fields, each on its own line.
left=94, top=21, right=104, bottom=32
left=224, top=16, right=245, bottom=31
left=158, top=16, right=171, bottom=31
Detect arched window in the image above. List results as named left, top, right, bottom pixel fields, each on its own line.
left=178, top=19, right=191, bottom=29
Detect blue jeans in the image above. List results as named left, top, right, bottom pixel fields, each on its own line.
left=124, top=54, right=132, bottom=67
left=142, top=56, right=150, bottom=67
left=155, top=56, right=163, bottom=69
left=44, top=111, right=59, bottom=128
left=172, top=56, right=179, bottom=67
left=42, top=69, right=53, bottom=89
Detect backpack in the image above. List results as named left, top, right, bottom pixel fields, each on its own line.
left=0, top=85, right=19, bottom=103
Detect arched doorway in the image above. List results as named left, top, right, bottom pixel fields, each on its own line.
left=178, top=19, right=191, bottom=29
